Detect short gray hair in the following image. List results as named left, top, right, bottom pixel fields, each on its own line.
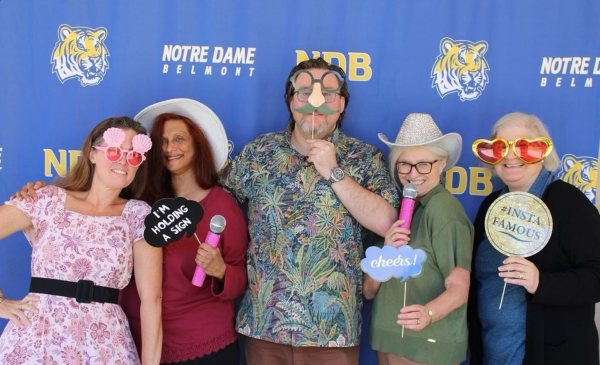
left=489, top=112, right=559, bottom=172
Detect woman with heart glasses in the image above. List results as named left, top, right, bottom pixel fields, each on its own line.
left=0, top=117, right=162, bottom=364
left=467, top=112, right=600, bottom=365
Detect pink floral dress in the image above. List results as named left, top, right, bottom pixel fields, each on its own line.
left=0, top=186, right=150, bottom=365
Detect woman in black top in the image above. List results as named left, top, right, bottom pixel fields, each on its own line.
left=468, top=112, right=600, bottom=365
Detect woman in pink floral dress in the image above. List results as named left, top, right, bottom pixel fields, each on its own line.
left=0, top=117, right=163, bottom=365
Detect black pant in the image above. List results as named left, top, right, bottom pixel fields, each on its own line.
left=161, top=340, right=240, bottom=365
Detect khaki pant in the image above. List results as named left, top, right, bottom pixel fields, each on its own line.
left=244, top=336, right=359, bottom=365
left=377, top=351, right=458, bottom=365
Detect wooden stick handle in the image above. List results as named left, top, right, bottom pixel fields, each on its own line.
left=402, top=281, right=407, bottom=338
left=499, top=281, right=507, bottom=310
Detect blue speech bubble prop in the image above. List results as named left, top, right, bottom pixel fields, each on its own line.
left=361, top=245, right=427, bottom=282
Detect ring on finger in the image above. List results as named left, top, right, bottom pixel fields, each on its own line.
left=519, top=272, right=524, bottom=279
left=416, top=318, right=420, bottom=325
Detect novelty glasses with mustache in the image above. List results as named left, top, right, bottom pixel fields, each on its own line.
left=290, top=70, right=344, bottom=115
left=472, top=137, right=553, bottom=165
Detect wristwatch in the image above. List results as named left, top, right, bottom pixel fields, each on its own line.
left=327, top=166, right=345, bottom=185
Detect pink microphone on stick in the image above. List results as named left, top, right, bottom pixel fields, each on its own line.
left=192, top=215, right=226, bottom=287
left=398, top=184, right=418, bottom=229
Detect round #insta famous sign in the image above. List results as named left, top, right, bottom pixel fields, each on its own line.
left=485, top=192, right=553, bottom=257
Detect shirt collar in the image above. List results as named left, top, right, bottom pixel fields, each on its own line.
left=416, top=183, right=445, bottom=207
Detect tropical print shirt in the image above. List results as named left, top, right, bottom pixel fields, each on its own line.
left=221, top=126, right=399, bottom=347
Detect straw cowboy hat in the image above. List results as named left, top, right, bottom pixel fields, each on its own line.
left=378, top=113, right=462, bottom=171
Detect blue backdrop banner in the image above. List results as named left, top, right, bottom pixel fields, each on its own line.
left=1, top=2, right=599, bottom=364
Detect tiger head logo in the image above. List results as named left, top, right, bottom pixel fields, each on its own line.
left=51, top=25, right=109, bottom=87
left=558, top=154, right=598, bottom=204
left=431, top=37, right=490, bottom=101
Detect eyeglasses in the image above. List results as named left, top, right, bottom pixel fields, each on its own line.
left=396, top=160, right=438, bottom=174
left=295, top=91, right=339, bottom=103
left=93, top=146, right=146, bottom=167
left=472, top=137, right=553, bottom=165
left=290, top=70, right=344, bottom=94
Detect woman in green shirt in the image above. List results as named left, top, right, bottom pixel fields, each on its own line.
left=365, top=113, right=473, bottom=365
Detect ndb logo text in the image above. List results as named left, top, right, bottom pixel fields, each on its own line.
left=431, top=37, right=490, bottom=101
left=51, top=24, right=110, bottom=87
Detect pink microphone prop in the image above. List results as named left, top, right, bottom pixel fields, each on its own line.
left=398, top=184, right=418, bottom=229
left=192, top=215, right=226, bottom=287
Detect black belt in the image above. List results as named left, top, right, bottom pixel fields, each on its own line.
left=29, top=277, right=119, bottom=304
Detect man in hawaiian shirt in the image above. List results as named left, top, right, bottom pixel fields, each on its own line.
left=221, top=57, right=399, bottom=365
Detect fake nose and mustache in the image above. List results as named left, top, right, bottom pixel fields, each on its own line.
left=293, top=83, right=339, bottom=115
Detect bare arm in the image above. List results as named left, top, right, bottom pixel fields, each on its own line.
left=397, top=266, right=470, bottom=330
left=330, top=176, right=397, bottom=236
left=363, top=273, right=382, bottom=300
left=0, top=205, right=40, bottom=326
left=306, top=139, right=397, bottom=236
left=0, top=205, right=33, bottom=239
left=133, top=239, right=163, bottom=365
left=424, top=266, right=470, bottom=321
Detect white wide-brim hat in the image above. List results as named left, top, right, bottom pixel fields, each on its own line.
left=378, top=113, right=462, bottom=171
left=135, top=98, right=228, bottom=170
